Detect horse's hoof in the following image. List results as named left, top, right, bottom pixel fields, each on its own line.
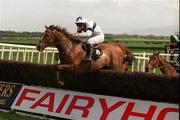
left=56, top=65, right=64, bottom=70
left=58, top=80, right=64, bottom=86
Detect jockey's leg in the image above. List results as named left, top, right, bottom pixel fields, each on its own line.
left=83, top=43, right=93, bottom=61
left=87, top=33, right=104, bottom=44
left=83, top=34, right=104, bottom=61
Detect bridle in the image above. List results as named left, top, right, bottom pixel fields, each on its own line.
left=39, top=29, right=61, bottom=47
left=147, top=55, right=160, bottom=68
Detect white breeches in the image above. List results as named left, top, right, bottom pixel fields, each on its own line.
left=87, top=33, right=104, bottom=44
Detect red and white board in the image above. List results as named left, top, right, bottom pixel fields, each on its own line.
left=11, top=85, right=179, bottom=120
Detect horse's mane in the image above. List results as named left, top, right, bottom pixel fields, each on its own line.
left=48, top=25, right=73, bottom=39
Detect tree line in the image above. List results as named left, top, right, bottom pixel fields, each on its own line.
left=0, top=31, right=42, bottom=37
left=0, top=30, right=170, bottom=39
left=105, top=33, right=169, bottom=40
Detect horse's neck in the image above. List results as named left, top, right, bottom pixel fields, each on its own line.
left=53, top=30, right=83, bottom=63
left=53, top=30, right=73, bottom=54
left=159, top=57, right=175, bottom=74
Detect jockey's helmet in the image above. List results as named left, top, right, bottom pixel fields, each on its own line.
left=170, top=35, right=179, bottom=43
left=75, top=17, right=87, bottom=24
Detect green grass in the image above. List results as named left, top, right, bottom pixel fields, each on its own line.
left=0, top=37, right=39, bottom=45
left=0, top=111, right=45, bottom=120
left=0, top=110, right=69, bottom=120
left=105, top=38, right=169, bottom=52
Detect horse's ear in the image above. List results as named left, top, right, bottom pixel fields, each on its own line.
left=45, top=25, right=48, bottom=29
left=153, top=51, right=160, bottom=55
left=153, top=51, right=156, bottom=55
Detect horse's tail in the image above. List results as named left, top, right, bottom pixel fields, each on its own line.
left=116, top=43, right=135, bottom=65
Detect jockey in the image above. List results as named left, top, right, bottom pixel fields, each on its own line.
left=170, top=35, right=179, bottom=50
left=169, top=35, right=179, bottom=65
left=73, top=17, right=104, bottom=61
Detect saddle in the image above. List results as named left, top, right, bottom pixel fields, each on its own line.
left=82, top=44, right=103, bottom=61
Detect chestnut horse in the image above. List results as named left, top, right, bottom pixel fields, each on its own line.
left=145, top=52, right=179, bottom=77
left=36, top=25, right=134, bottom=73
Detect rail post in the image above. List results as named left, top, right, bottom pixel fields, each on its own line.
left=1, top=46, right=4, bottom=59
left=141, top=52, right=146, bottom=72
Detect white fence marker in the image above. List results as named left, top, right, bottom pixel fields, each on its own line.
left=16, top=48, right=20, bottom=61
left=1, top=46, right=4, bottom=59
left=30, top=49, right=34, bottom=62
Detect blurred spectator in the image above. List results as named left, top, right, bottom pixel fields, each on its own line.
left=169, top=35, right=179, bottom=54
left=168, top=35, right=179, bottom=68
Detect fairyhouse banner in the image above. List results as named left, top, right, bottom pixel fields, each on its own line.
left=11, top=85, right=179, bottom=120
left=0, top=81, right=22, bottom=109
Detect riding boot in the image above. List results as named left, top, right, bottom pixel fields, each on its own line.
left=83, top=43, right=93, bottom=61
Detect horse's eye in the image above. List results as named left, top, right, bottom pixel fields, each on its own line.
left=153, top=57, right=156, bottom=60
left=150, top=57, right=156, bottom=60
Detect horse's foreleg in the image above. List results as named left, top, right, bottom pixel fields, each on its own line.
left=56, top=71, right=64, bottom=87
left=56, top=64, right=75, bottom=71
left=55, top=64, right=75, bottom=86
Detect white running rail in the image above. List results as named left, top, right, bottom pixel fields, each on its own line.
left=0, top=43, right=178, bottom=73
left=0, top=43, right=58, bottom=64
